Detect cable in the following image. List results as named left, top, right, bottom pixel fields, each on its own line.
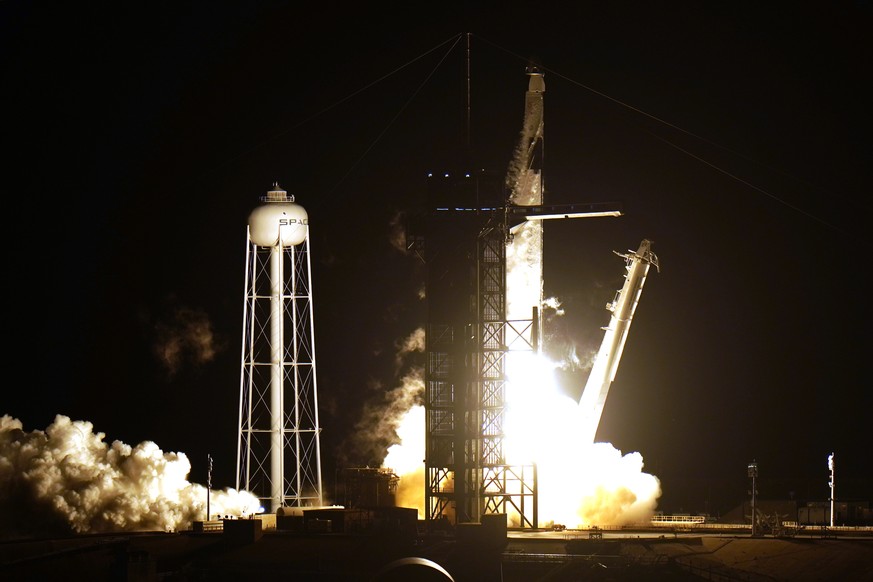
left=473, top=34, right=845, bottom=232
left=328, top=34, right=465, bottom=193
left=194, top=33, right=465, bottom=181
left=646, top=131, right=842, bottom=233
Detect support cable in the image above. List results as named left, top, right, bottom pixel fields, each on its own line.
left=328, top=34, right=465, bottom=193
left=473, top=33, right=845, bottom=234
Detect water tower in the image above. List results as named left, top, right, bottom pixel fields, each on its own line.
left=236, top=183, right=324, bottom=512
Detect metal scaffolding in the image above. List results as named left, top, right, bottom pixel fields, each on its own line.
left=410, top=172, right=538, bottom=528
left=237, top=187, right=323, bottom=512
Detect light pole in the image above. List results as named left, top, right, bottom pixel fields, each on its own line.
left=748, top=460, right=758, bottom=536
left=207, top=454, right=213, bottom=521
left=828, top=452, right=835, bottom=528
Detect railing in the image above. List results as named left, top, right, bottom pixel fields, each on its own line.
left=650, top=515, right=707, bottom=524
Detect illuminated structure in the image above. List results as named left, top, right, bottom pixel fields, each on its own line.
left=410, top=168, right=537, bottom=527
left=341, top=467, right=400, bottom=509
left=237, top=184, right=323, bottom=512
left=409, top=69, right=622, bottom=528
left=748, top=460, right=758, bottom=536
left=828, top=452, right=835, bottom=527
left=578, top=239, right=659, bottom=443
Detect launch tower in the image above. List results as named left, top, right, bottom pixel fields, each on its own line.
left=409, top=68, right=622, bottom=529
left=409, top=168, right=540, bottom=527
left=237, top=184, right=324, bottom=513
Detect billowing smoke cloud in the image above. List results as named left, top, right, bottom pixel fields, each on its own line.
left=381, top=331, right=427, bottom=517
left=537, top=296, right=598, bottom=402
left=504, top=80, right=544, bottom=201
left=388, top=210, right=408, bottom=254
left=573, top=444, right=661, bottom=525
left=0, top=415, right=259, bottom=537
left=535, top=440, right=661, bottom=528
left=388, top=210, right=426, bottom=300
left=542, top=296, right=564, bottom=315
left=394, top=327, right=425, bottom=371
left=350, top=368, right=423, bottom=464
left=340, top=329, right=425, bottom=467
left=153, top=306, right=221, bottom=377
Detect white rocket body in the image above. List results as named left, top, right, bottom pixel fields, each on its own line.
left=578, top=239, right=658, bottom=444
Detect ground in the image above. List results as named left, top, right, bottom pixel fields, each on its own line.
left=2, top=528, right=872, bottom=581
left=648, top=536, right=873, bottom=582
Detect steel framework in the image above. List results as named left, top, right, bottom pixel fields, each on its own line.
left=236, top=201, right=323, bottom=512
left=412, top=173, right=538, bottom=529
left=411, top=68, right=621, bottom=529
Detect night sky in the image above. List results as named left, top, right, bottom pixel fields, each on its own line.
left=5, top=2, right=871, bottom=517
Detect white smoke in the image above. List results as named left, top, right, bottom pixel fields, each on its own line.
left=344, top=329, right=425, bottom=466
left=506, top=221, right=543, bottom=320
left=541, top=296, right=600, bottom=380
left=153, top=306, right=221, bottom=377
left=378, top=329, right=428, bottom=516
left=542, top=296, right=564, bottom=316
left=505, top=84, right=544, bottom=201
left=0, top=415, right=259, bottom=536
left=388, top=210, right=408, bottom=254
left=394, top=327, right=425, bottom=371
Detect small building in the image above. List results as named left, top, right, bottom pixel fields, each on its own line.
left=799, top=500, right=872, bottom=526
left=340, top=467, right=400, bottom=508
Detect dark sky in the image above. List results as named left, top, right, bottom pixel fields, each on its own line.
left=5, top=2, right=871, bottom=516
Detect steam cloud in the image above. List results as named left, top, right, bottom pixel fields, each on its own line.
left=394, top=327, right=425, bottom=371
left=153, top=306, right=221, bottom=377
left=0, top=415, right=259, bottom=537
left=388, top=210, right=408, bottom=254
left=341, top=329, right=425, bottom=467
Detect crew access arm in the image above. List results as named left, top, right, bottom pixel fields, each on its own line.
left=577, top=239, right=659, bottom=444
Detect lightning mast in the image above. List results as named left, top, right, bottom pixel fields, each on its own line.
left=237, top=183, right=324, bottom=513
left=828, top=452, right=835, bottom=527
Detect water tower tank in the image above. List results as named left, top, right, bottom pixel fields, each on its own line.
left=248, top=184, right=308, bottom=247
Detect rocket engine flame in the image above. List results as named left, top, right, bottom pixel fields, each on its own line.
left=504, top=351, right=661, bottom=527
left=383, top=405, right=425, bottom=518
left=384, top=78, right=660, bottom=525
left=384, top=346, right=661, bottom=528
left=0, top=414, right=259, bottom=536
left=382, top=235, right=662, bottom=527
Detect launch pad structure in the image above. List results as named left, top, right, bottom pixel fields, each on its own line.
left=230, top=60, right=654, bottom=529
left=408, top=68, right=627, bottom=529
left=408, top=169, right=540, bottom=527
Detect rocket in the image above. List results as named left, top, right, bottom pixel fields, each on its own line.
left=578, top=239, right=659, bottom=444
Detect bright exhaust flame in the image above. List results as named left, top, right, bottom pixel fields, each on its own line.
left=0, top=414, right=260, bottom=535
left=383, top=404, right=425, bottom=518
left=383, top=222, right=661, bottom=527
left=504, top=350, right=661, bottom=527
left=504, top=351, right=577, bottom=464
left=383, top=347, right=661, bottom=528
